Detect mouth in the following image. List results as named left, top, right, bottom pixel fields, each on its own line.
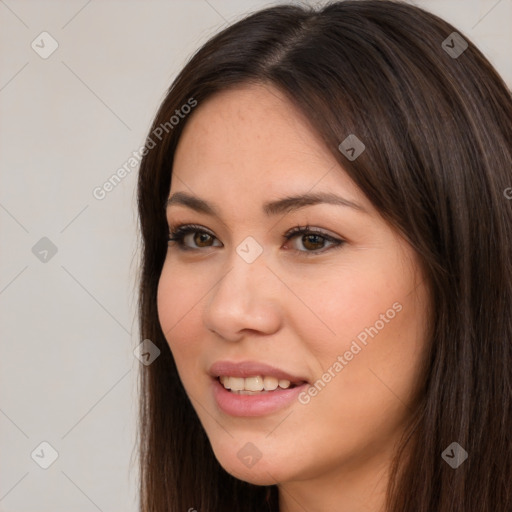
left=209, top=361, right=309, bottom=416
left=217, top=375, right=304, bottom=394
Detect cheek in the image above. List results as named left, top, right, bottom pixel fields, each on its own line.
left=295, top=252, right=428, bottom=411
left=285, top=260, right=404, bottom=358
left=287, top=278, right=428, bottom=471
left=156, top=260, right=206, bottom=368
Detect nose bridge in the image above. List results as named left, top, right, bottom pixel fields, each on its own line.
left=217, top=233, right=269, bottom=296
left=213, top=240, right=269, bottom=307
left=203, top=238, right=281, bottom=339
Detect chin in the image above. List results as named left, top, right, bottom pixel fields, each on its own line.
left=221, top=460, right=282, bottom=486
left=211, top=443, right=286, bottom=485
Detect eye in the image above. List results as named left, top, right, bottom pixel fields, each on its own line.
left=168, top=224, right=222, bottom=250
left=283, top=225, right=344, bottom=254
left=167, top=223, right=345, bottom=255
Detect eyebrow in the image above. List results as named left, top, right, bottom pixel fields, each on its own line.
left=165, top=191, right=367, bottom=216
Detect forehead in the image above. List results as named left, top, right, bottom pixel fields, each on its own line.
left=170, top=84, right=371, bottom=215
left=175, top=84, right=325, bottom=168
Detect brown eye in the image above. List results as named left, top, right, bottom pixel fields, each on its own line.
left=192, top=232, right=214, bottom=247
left=283, top=225, right=345, bottom=255
left=167, top=224, right=222, bottom=250
left=301, top=234, right=326, bottom=250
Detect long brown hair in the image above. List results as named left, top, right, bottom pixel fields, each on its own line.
left=136, top=1, right=512, bottom=510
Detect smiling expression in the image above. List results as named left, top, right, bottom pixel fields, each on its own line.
left=157, top=83, right=430, bottom=488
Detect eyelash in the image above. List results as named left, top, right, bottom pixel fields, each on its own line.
left=167, top=223, right=345, bottom=256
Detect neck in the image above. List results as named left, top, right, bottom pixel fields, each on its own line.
left=278, top=452, right=392, bottom=512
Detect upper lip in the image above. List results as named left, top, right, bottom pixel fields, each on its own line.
left=209, top=360, right=308, bottom=385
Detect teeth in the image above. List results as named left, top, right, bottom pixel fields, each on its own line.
left=263, top=376, right=278, bottom=391
left=229, top=377, right=245, bottom=392
left=278, top=379, right=291, bottom=389
left=220, top=375, right=295, bottom=392
left=245, top=376, right=264, bottom=391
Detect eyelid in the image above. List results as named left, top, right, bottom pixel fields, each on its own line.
left=168, top=223, right=216, bottom=238
left=283, top=224, right=340, bottom=241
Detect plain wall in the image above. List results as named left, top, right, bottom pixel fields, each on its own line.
left=0, top=0, right=510, bottom=510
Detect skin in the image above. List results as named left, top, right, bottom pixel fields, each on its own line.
left=157, top=83, right=430, bottom=512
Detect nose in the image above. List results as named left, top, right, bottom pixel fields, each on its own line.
left=202, top=250, right=282, bottom=342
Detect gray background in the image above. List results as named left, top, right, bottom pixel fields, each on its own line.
left=1, top=0, right=510, bottom=510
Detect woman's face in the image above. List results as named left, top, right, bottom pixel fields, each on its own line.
left=157, top=84, right=430, bottom=491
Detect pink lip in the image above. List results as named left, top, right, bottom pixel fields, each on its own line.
left=211, top=378, right=308, bottom=417
left=208, top=360, right=309, bottom=417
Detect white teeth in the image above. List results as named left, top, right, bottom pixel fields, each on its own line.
left=220, top=375, right=296, bottom=392
left=229, top=377, right=245, bottom=392
left=263, top=376, right=278, bottom=391
left=245, top=376, right=264, bottom=391
left=278, top=379, right=291, bottom=389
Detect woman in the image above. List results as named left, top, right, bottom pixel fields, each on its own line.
left=136, top=1, right=512, bottom=510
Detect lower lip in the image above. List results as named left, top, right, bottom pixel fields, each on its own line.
left=211, top=378, right=308, bottom=417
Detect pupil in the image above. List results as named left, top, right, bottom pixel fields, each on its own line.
left=195, top=232, right=211, bottom=246
left=303, top=234, right=323, bottom=250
